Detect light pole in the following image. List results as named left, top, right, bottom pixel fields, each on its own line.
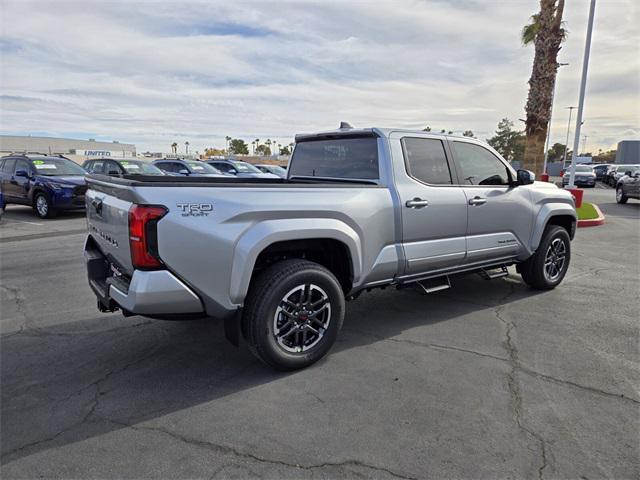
left=568, top=0, right=596, bottom=189
left=543, top=62, right=569, bottom=174
left=562, top=106, right=576, bottom=167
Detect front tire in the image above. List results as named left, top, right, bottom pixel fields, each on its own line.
left=242, top=259, right=345, bottom=371
left=616, top=186, right=628, bottom=204
left=33, top=192, right=57, bottom=219
left=519, top=225, right=571, bottom=290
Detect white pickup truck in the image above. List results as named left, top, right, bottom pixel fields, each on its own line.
left=85, top=125, right=576, bottom=370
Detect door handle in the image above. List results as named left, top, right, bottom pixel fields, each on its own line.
left=468, top=196, right=487, bottom=206
left=405, top=198, right=429, bottom=208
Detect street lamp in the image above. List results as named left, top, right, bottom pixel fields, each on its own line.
left=542, top=62, right=569, bottom=174
left=568, top=0, right=597, bottom=189
left=562, top=106, right=577, bottom=167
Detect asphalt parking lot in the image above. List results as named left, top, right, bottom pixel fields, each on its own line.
left=1, top=187, right=638, bottom=479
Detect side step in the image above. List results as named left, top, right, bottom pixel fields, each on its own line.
left=415, top=275, right=451, bottom=294
left=478, top=265, right=509, bottom=280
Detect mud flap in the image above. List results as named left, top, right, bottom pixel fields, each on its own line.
left=224, top=308, right=243, bottom=347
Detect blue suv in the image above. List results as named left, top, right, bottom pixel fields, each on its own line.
left=0, top=154, right=87, bottom=218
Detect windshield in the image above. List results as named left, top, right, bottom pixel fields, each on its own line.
left=269, top=166, right=287, bottom=175
left=32, top=158, right=86, bottom=176
left=231, top=161, right=262, bottom=173
left=120, top=161, right=164, bottom=175
left=575, top=165, right=593, bottom=172
left=185, top=161, right=221, bottom=174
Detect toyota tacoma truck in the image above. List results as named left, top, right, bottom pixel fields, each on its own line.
left=84, top=125, right=576, bottom=370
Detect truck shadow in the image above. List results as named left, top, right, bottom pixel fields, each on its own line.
left=1, top=274, right=541, bottom=464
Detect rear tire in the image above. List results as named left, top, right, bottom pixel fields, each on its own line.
left=33, top=192, right=57, bottom=219
left=616, top=186, right=628, bottom=204
left=519, top=225, right=571, bottom=290
left=242, top=259, right=345, bottom=371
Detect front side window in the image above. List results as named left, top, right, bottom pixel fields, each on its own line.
left=86, top=161, right=105, bottom=174
left=453, top=142, right=510, bottom=186
left=289, top=136, right=379, bottom=180
left=212, top=162, right=232, bottom=173
left=402, top=137, right=452, bottom=185
left=231, top=161, right=261, bottom=173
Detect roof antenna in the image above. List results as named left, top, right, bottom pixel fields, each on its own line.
left=339, top=121, right=353, bottom=129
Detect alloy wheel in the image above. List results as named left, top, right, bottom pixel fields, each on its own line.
left=544, top=238, right=567, bottom=282
left=36, top=195, right=48, bottom=217
left=273, top=283, right=331, bottom=353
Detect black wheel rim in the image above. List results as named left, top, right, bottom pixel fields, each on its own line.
left=544, top=238, right=567, bottom=282
left=273, top=283, right=331, bottom=353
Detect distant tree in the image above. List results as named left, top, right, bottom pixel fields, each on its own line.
left=203, top=147, right=225, bottom=157
left=546, top=142, right=566, bottom=162
left=447, top=131, right=453, bottom=135
left=462, top=130, right=475, bottom=137
left=423, top=126, right=432, bottom=132
left=280, top=145, right=291, bottom=155
left=487, top=118, right=525, bottom=162
left=185, top=141, right=189, bottom=154
left=225, top=136, right=231, bottom=152
left=171, top=142, right=178, bottom=154
left=228, top=139, right=249, bottom=155
left=255, top=144, right=271, bottom=156
left=440, top=129, right=446, bottom=134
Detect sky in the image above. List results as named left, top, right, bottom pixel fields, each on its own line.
left=0, top=0, right=638, bottom=155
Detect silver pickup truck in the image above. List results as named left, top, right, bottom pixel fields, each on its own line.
left=84, top=125, right=576, bottom=370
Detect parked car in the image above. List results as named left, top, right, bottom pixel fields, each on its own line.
left=255, top=164, right=288, bottom=178
left=562, top=165, right=596, bottom=188
left=592, top=164, right=612, bottom=181
left=0, top=189, right=4, bottom=220
left=205, top=159, right=279, bottom=178
left=602, top=165, right=617, bottom=185
left=0, top=154, right=87, bottom=218
left=84, top=125, right=576, bottom=370
left=83, top=158, right=165, bottom=176
left=610, top=164, right=640, bottom=187
left=616, top=168, right=640, bottom=204
left=152, top=159, right=227, bottom=177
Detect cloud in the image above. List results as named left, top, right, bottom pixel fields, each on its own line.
left=0, top=0, right=638, bottom=153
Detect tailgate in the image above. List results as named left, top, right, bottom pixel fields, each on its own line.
left=86, top=186, right=134, bottom=275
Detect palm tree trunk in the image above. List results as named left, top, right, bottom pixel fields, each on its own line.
left=523, top=0, right=565, bottom=176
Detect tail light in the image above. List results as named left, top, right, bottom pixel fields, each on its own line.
left=128, top=205, right=167, bottom=270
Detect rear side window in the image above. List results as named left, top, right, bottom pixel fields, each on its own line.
left=402, top=138, right=452, bottom=185
left=452, top=142, right=510, bottom=186
left=289, top=137, right=379, bottom=180
left=2, top=159, right=15, bottom=173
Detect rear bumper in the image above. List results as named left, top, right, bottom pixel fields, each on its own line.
left=84, top=236, right=203, bottom=316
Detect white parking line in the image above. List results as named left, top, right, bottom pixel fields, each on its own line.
left=1, top=218, right=44, bottom=226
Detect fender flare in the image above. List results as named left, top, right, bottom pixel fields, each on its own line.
left=529, top=203, right=577, bottom=251
left=229, top=218, right=362, bottom=304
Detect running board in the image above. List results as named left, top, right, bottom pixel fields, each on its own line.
left=478, top=265, right=509, bottom=280
left=415, top=276, right=451, bottom=294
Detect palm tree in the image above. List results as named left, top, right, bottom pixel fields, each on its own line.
left=171, top=142, right=178, bottom=155
left=251, top=141, right=256, bottom=155
left=522, top=0, right=567, bottom=176
left=185, top=141, right=189, bottom=154
left=225, top=136, right=231, bottom=152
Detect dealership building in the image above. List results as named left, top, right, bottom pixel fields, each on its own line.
left=0, top=135, right=136, bottom=164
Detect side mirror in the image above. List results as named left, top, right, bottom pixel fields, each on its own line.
left=625, top=171, right=632, bottom=177
left=15, top=169, right=30, bottom=178
left=516, top=169, right=535, bottom=186
left=228, top=168, right=238, bottom=175
left=178, top=169, right=189, bottom=175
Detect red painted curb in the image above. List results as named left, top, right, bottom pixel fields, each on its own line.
left=577, top=203, right=605, bottom=228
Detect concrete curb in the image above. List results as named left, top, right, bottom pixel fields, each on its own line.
left=577, top=203, right=605, bottom=228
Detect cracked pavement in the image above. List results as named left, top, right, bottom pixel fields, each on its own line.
left=1, top=189, right=639, bottom=479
